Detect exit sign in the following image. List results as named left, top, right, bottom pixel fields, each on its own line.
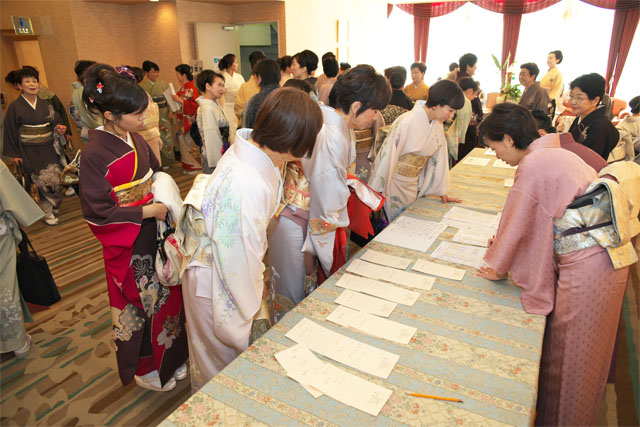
left=11, top=16, right=34, bottom=35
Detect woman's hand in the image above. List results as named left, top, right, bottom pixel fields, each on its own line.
left=441, top=194, right=462, bottom=204
left=142, top=203, right=168, bottom=221
left=171, top=94, right=184, bottom=104
left=477, top=266, right=508, bottom=281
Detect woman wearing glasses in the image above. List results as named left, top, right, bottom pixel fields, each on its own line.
left=567, top=73, right=619, bottom=160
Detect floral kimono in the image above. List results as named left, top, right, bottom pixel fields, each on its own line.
left=140, top=77, right=175, bottom=164
left=176, top=80, right=201, bottom=171
left=79, top=128, right=188, bottom=386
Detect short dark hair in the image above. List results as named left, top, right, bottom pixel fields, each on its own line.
left=16, top=67, right=39, bottom=84
left=328, top=84, right=337, bottom=108
left=75, top=60, right=97, bottom=81
left=255, top=59, right=280, bottom=87
left=531, top=109, right=556, bottom=133
left=570, top=73, right=605, bottom=104
left=322, top=51, right=336, bottom=62
left=249, top=51, right=266, bottom=68
left=458, top=77, right=478, bottom=93
left=426, top=79, right=464, bottom=109
left=478, top=103, right=539, bottom=150
left=252, top=87, right=322, bottom=158
left=339, top=62, right=351, bottom=72
left=629, top=95, right=640, bottom=115
left=411, top=62, right=426, bottom=74
left=384, top=66, right=406, bottom=82
left=175, top=64, right=193, bottom=81
left=520, top=63, right=540, bottom=80
left=142, top=60, right=159, bottom=73
left=549, top=50, right=563, bottom=64
left=4, top=70, right=18, bottom=86
left=196, top=69, right=224, bottom=93
left=218, top=54, right=236, bottom=72
left=322, top=58, right=339, bottom=78
left=129, top=66, right=144, bottom=83
left=83, top=63, right=149, bottom=118
left=293, top=50, right=319, bottom=74
left=277, top=55, right=293, bottom=72
left=449, top=62, right=458, bottom=72
left=334, top=64, right=390, bottom=116
left=459, top=53, right=477, bottom=74
left=389, top=71, right=405, bottom=90
left=283, top=78, right=314, bottom=95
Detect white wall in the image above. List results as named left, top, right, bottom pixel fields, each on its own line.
left=195, top=22, right=239, bottom=71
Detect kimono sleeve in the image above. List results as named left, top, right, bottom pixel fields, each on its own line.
left=584, top=121, right=619, bottom=160
left=2, top=103, right=21, bottom=159
left=368, top=120, right=402, bottom=195
left=446, top=101, right=472, bottom=160
left=0, top=161, right=43, bottom=227
left=79, top=148, right=143, bottom=248
left=484, top=187, right=557, bottom=315
left=183, top=87, right=199, bottom=117
left=200, top=105, right=223, bottom=168
left=211, top=180, right=269, bottom=322
left=418, top=126, right=450, bottom=198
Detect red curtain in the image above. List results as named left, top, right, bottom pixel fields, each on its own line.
left=579, top=0, right=640, bottom=10
left=605, top=7, right=639, bottom=96
left=397, top=2, right=466, bottom=62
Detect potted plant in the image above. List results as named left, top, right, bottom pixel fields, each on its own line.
left=492, top=53, right=521, bottom=103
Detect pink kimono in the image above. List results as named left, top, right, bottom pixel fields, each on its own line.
left=484, top=133, right=629, bottom=426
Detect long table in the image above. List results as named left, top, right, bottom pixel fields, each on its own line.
left=161, top=148, right=546, bottom=426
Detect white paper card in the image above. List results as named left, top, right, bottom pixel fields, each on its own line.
left=359, top=249, right=412, bottom=270
left=347, top=259, right=435, bottom=290
left=443, top=206, right=498, bottom=226
left=431, top=241, right=488, bottom=269
left=374, top=217, right=446, bottom=252
left=274, top=344, right=324, bottom=398
left=285, top=318, right=400, bottom=379
left=412, top=259, right=466, bottom=281
left=163, top=83, right=180, bottom=112
left=452, top=227, right=495, bottom=247
left=485, top=148, right=496, bottom=156
left=307, top=362, right=393, bottom=417
left=335, top=289, right=396, bottom=318
left=493, top=158, right=518, bottom=169
left=336, top=274, right=420, bottom=306
left=504, top=178, right=514, bottom=188
left=327, top=306, right=417, bottom=345
left=463, top=156, right=491, bottom=166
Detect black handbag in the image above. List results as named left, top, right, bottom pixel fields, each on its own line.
left=16, top=228, right=61, bottom=306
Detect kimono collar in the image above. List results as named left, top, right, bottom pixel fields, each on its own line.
left=234, top=129, right=279, bottom=186
left=21, top=94, right=37, bottom=110
left=526, top=132, right=561, bottom=152
left=579, top=105, right=606, bottom=125
left=413, top=100, right=435, bottom=126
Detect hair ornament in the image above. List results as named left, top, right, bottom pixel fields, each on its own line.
left=96, top=82, right=104, bottom=94
left=88, top=96, right=94, bottom=103
left=116, top=65, right=136, bottom=82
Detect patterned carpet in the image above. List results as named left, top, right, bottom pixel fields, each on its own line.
left=0, top=164, right=638, bottom=426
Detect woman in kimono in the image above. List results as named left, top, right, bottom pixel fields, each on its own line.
left=218, top=54, right=244, bottom=142
left=269, top=65, right=390, bottom=316
left=0, top=160, right=41, bottom=359
left=172, top=64, right=201, bottom=173
left=128, top=66, right=163, bottom=166
left=243, top=59, right=281, bottom=129
left=540, top=50, right=563, bottom=100
left=477, top=103, right=630, bottom=426
left=79, top=64, right=188, bottom=392
left=3, top=67, right=67, bottom=226
left=369, top=79, right=464, bottom=221
left=177, top=88, right=323, bottom=391
left=195, top=69, right=229, bottom=173
left=141, top=61, right=175, bottom=165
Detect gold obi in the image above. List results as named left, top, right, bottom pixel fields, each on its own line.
left=395, top=153, right=429, bottom=178
left=374, top=124, right=392, bottom=156
left=278, top=161, right=310, bottom=213
left=353, top=128, right=373, bottom=151
left=20, top=123, right=52, bottom=144
left=113, top=170, right=153, bottom=206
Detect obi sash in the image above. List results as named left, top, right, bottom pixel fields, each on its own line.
left=151, top=95, right=168, bottom=109
left=20, top=123, right=52, bottom=144
left=353, top=128, right=373, bottom=151
left=114, top=169, right=154, bottom=207
left=395, top=153, right=430, bottom=178
left=276, top=161, right=310, bottom=215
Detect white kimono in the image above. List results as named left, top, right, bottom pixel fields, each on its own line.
left=177, top=129, right=282, bottom=392
left=301, top=106, right=353, bottom=276
left=368, top=101, right=450, bottom=221
left=196, top=97, right=229, bottom=172
left=221, top=71, right=245, bottom=144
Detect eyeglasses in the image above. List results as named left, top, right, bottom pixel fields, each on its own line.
left=569, top=94, right=589, bottom=102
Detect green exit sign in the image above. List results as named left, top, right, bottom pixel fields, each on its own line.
left=11, top=16, right=34, bottom=35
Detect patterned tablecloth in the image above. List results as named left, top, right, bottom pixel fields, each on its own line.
left=161, top=148, right=546, bottom=426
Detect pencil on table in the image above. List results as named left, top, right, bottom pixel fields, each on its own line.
left=407, top=392, right=463, bottom=403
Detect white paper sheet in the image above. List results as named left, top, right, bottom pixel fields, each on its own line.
left=374, top=217, right=447, bottom=252
left=274, top=344, right=324, bottom=398
left=335, top=289, right=397, bottom=318
left=430, top=241, right=488, bottom=269
left=285, top=318, right=400, bottom=379
left=452, top=227, right=495, bottom=247
left=492, top=158, right=518, bottom=169
left=359, top=249, right=412, bottom=270
left=336, top=274, right=420, bottom=306
left=347, top=259, right=435, bottom=290
left=443, top=206, right=498, bottom=226
left=504, top=178, right=514, bottom=188
left=307, top=361, right=393, bottom=417
left=412, top=259, right=466, bottom=281
left=462, top=156, right=491, bottom=166
left=327, top=306, right=417, bottom=345
left=163, top=82, right=180, bottom=112
left=484, top=148, right=496, bottom=156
